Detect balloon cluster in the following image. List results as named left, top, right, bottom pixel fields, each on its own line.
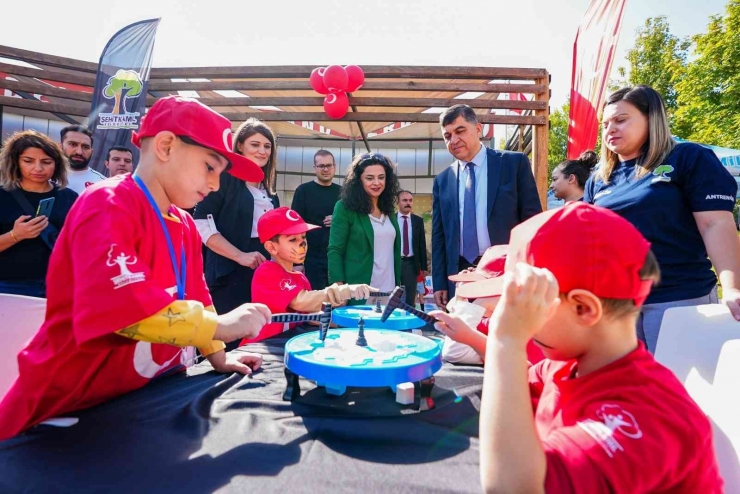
left=309, top=65, right=365, bottom=119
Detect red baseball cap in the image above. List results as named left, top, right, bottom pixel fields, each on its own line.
left=449, top=244, right=507, bottom=283
left=457, top=202, right=653, bottom=305
left=132, top=96, right=263, bottom=182
left=258, top=207, right=321, bottom=243
left=454, top=246, right=507, bottom=299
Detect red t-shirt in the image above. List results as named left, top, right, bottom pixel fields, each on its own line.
left=530, top=344, right=722, bottom=493
left=0, top=176, right=212, bottom=440
left=241, top=260, right=311, bottom=345
left=478, top=316, right=545, bottom=364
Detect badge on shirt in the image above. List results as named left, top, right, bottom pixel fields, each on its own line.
left=651, top=165, right=674, bottom=183
left=280, top=279, right=297, bottom=291
left=577, top=404, right=643, bottom=458
left=107, top=244, right=146, bottom=289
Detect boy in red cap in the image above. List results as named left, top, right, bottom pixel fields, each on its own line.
left=241, top=207, right=376, bottom=344
left=441, top=245, right=544, bottom=365
left=0, top=96, right=273, bottom=441
left=433, top=202, right=722, bottom=493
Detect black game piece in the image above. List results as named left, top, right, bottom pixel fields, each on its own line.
left=355, top=317, right=368, bottom=347
left=381, top=286, right=436, bottom=325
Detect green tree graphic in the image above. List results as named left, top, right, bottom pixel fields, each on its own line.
left=654, top=164, right=674, bottom=178
left=103, top=69, right=143, bottom=114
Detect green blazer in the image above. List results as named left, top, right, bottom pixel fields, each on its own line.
left=327, top=200, right=401, bottom=303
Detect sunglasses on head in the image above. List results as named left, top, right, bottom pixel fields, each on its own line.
left=357, top=152, right=390, bottom=167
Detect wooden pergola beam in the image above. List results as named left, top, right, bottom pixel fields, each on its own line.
left=531, top=75, right=551, bottom=209
left=0, top=95, right=89, bottom=117
left=219, top=111, right=547, bottom=125
left=146, top=80, right=547, bottom=94
left=150, top=65, right=548, bottom=80
left=0, top=79, right=93, bottom=103
left=143, top=95, right=548, bottom=110
left=0, top=45, right=98, bottom=73
left=0, top=95, right=549, bottom=125
left=0, top=62, right=95, bottom=87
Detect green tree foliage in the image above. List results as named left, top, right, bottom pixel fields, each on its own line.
left=673, top=0, right=740, bottom=149
left=619, top=2, right=740, bottom=148
left=619, top=16, right=690, bottom=114
left=549, top=101, right=569, bottom=177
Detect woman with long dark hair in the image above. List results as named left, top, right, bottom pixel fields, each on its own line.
left=584, top=85, right=740, bottom=352
left=194, top=118, right=279, bottom=326
left=0, top=130, right=78, bottom=297
left=327, top=153, right=401, bottom=303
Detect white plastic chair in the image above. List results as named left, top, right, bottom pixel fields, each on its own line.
left=0, top=294, right=46, bottom=399
left=655, top=304, right=740, bottom=491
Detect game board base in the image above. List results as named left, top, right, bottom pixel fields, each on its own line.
left=283, top=329, right=441, bottom=410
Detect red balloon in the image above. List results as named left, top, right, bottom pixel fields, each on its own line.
left=344, top=65, right=365, bottom=92
left=323, top=92, right=349, bottom=119
left=310, top=67, right=329, bottom=95
left=323, top=65, right=348, bottom=93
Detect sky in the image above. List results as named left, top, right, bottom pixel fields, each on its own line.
left=0, top=0, right=731, bottom=110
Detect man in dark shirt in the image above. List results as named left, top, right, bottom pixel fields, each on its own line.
left=291, top=150, right=341, bottom=290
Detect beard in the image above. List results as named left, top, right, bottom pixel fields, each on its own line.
left=68, top=155, right=90, bottom=170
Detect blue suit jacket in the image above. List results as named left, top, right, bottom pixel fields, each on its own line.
left=431, top=147, right=542, bottom=295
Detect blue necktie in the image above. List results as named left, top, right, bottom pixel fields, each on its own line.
left=462, top=162, right=479, bottom=264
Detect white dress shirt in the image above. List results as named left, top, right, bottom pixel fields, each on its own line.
left=456, top=145, right=491, bottom=256
left=369, top=215, right=396, bottom=291
left=397, top=212, right=414, bottom=257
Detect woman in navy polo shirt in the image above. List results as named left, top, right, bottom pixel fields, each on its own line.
left=584, top=85, right=740, bottom=352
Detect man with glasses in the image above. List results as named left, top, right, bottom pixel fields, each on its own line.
left=291, top=150, right=341, bottom=289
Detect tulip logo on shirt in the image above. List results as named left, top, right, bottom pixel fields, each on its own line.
left=107, top=244, right=146, bottom=289
left=577, top=404, right=643, bottom=458
left=651, top=164, right=674, bottom=183
left=280, top=279, right=297, bottom=291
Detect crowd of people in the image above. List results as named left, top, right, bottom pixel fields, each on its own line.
left=0, top=83, right=738, bottom=491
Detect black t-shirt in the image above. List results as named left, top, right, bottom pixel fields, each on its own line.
left=0, top=186, right=78, bottom=282
left=291, top=181, right=341, bottom=260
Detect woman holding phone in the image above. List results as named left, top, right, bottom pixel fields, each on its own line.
left=0, top=130, right=78, bottom=297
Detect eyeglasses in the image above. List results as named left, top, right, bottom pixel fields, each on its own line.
left=314, top=164, right=335, bottom=170
left=357, top=152, right=390, bottom=167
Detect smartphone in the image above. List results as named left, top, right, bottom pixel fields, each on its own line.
left=35, top=197, right=55, bottom=218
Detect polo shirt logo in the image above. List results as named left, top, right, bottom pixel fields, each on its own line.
left=577, top=404, right=643, bottom=458
left=280, top=279, right=297, bottom=291
left=651, top=164, right=674, bottom=183
left=107, top=244, right=146, bottom=289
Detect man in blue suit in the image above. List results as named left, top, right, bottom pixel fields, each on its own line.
left=432, top=104, right=542, bottom=309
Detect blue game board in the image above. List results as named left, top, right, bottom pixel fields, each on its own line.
left=331, top=305, right=425, bottom=330
left=284, top=328, right=442, bottom=396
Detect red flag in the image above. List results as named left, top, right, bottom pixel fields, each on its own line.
left=507, top=93, right=527, bottom=115
left=567, top=0, right=628, bottom=158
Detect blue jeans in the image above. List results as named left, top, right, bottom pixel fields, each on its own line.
left=637, top=287, right=719, bottom=353
left=0, top=280, right=46, bottom=298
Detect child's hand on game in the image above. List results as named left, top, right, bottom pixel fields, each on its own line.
left=215, top=303, right=272, bottom=343
left=349, top=284, right=377, bottom=300
left=489, top=263, right=560, bottom=344
left=429, top=310, right=483, bottom=348
left=207, top=350, right=263, bottom=375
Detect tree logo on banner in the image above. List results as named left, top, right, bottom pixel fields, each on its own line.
left=98, top=69, right=144, bottom=129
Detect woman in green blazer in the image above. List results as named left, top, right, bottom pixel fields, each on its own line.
left=328, top=153, right=402, bottom=305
